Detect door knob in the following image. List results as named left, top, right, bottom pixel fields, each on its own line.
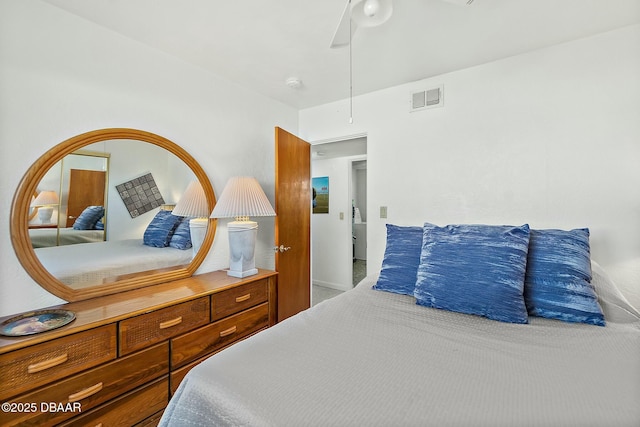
left=274, top=245, right=291, bottom=253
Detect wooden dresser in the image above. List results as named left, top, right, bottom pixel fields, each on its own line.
left=0, top=269, right=277, bottom=427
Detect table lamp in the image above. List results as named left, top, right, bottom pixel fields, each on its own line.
left=210, top=176, right=276, bottom=278
left=171, top=181, right=209, bottom=256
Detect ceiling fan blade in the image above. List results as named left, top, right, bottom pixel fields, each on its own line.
left=330, top=1, right=357, bottom=49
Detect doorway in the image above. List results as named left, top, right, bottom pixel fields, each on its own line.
left=310, top=136, right=367, bottom=305
left=351, top=160, right=367, bottom=286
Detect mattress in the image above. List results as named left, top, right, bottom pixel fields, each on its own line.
left=35, top=239, right=193, bottom=289
left=161, top=266, right=640, bottom=427
left=29, top=227, right=104, bottom=248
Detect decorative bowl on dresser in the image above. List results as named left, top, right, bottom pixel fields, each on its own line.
left=0, top=269, right=277, bottom=427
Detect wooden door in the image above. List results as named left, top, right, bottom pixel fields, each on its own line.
left=275, top=127, right=311, bottom=322
left=66, top=169, right=107, bottom=227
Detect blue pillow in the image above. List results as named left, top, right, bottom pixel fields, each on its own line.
left=143, top=210, right=183, bottom=248
left=524, top=228, right=605, bottom=326
left=373, top=224, right=423, bottom=295
left=73, top=206, right=105, bottom=230
left=169, top=217, right=192, bottom=250
left=414, top=223, right=531, bottom=324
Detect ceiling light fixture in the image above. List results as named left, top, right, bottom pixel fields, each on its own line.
left=331, top=0, right=393, bottom=123
left=350, top=0, right=392, bottom=28
left=363, top=0, right=380, bottom=17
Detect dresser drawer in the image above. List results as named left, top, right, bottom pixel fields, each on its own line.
left=171, top=302, right=269, bottom=369
left=0, top=325, right=117, bottom=401
left=212, top=279, right=268, bottom=320
left=59, top=377, right=168, bottom=427
left=2, top=342, right=168, bottom=426
left=119, top=297, right=210, bottom=356
left=169, top=327, right=263, bottom=396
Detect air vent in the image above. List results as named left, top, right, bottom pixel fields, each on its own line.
left=410, top=85, right=444, bottom=112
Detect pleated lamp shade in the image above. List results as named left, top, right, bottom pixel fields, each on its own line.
left=172, top=181, right=209, bottom=218
left=32, top=190, right=59, bottom=206
left=210, top=177, right=275, bottom=220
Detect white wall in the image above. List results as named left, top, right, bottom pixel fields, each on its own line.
left=312, top=157, right=353, bottom=290
left=0, top=1, right=297, bottom=316
left=99, top=140, right=193, bottom=241
left=300, top=25, right=640, bottom=297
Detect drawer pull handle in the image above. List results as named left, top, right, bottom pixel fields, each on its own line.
left=159, top=316, right=183, bottom=329
left=68, top=382, right=103, bottom=402
left=220, top=326, right=237, bottom=337
left=235, top=294, right=251, bottom=303
left=27, top=353, right=68, bottom=373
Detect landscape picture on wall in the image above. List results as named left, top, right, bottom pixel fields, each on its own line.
left=312, top=176, right=329, bottom=214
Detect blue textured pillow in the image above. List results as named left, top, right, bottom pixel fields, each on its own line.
left=373, top=224, right=423, bottom=295
left=169, top=217, right=192, bottom=250
left=143, top=210, right=183, bottom=248
left=73, top=206, right=105, bottom=230
left=414, top=223, right=531, bottom=323
left=524, top=228, right=605, bottom=326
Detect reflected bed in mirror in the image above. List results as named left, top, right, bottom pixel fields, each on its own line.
left=11, top=128, right=216, bottom=301
left=29, top=228, right=104, bottom=248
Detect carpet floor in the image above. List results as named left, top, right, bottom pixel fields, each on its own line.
left=312, top=260, right=367, bottom=306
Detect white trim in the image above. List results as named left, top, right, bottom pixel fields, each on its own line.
left=312, top=280, right=351, bottom=292
left=310, top=132, right=367, bottom=145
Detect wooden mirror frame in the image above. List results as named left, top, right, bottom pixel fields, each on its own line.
left=10, top=128, right=216, bottom=302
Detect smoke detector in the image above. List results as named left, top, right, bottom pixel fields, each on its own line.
left=286, top=77, right=303, bottom=89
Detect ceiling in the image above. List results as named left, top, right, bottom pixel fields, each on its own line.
left=43, top=0, right=640, bottom=110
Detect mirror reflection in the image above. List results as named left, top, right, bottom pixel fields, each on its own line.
left=29, top=151, right=109, bottom=248
left=30, top=139, right=202, bottom=290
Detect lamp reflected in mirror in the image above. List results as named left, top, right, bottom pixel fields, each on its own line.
left=172, top=181, right=210, bottom=256
left=31, top=190, right=59, bottom=224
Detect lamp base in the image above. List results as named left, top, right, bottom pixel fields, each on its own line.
left=227, top=220, right=259, bottom=278
left=227, top=268, right=259, bottom=278
left=189, top=217, right=208, bottom=258
left=38, top=207, right=54, bottom=224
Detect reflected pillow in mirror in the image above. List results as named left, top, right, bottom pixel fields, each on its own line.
left=73, top=206, right=105, bottom=230
left=414, top=223, right=531, bottom=324
left=169, top=217, right=192, bottom=250
left=524, top=228, right=605, bottom=326
left=143, top=210, right=183, bottom=248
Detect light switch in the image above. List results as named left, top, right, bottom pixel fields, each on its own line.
left=380, top=206, right=388, bottom=219
left=340, top=212, right=344, bottom=220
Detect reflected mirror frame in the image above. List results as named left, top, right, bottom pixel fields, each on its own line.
left=10, top=128, right=217, bottom=302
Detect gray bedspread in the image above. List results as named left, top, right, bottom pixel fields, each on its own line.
left=160, top=268, right=640, bottom=427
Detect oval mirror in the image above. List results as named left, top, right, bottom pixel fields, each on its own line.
left=11, top=128, right=216, bottom=302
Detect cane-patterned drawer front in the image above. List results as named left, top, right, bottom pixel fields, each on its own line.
left=119, top=297, right=210, bottom=356
left=2, top=342, right=168, bottom=426
left=170, top=302, right=269, bottom=369
left=0, top=325, right=117, bottom=401
left=59, top=377, right=168, bottom=427
left=212, top=279, right=268, bottom=321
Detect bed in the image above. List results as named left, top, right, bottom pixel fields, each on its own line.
left=29, top=227, right=104, bottom=248
left=34, top=238, right=193, bottom=288
left=160, top=224, right=640, bottom=427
